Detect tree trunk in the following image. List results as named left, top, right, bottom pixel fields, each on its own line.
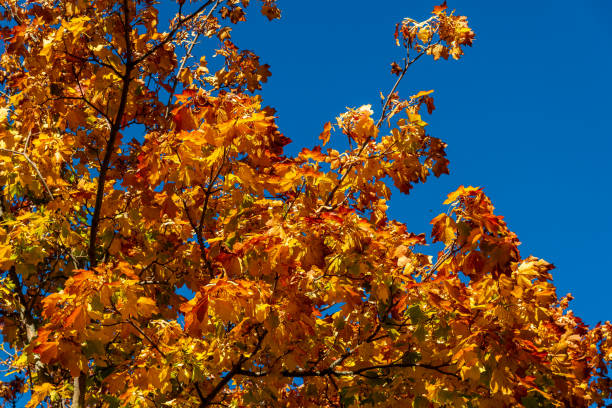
left=72, top=373, right=87, bottom=408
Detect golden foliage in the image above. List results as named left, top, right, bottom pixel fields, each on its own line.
left=0, top=1, right=609, bottom=408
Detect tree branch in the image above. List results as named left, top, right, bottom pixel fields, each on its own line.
left=317, top=45, right=436, bottom=214
left=77, top=3, right=134, bottom=407
left=0, top=148, right=54, bottom=201
left=164, top=0, right=222, bottom=120
left=376, top=57, right=410, bottom=129
left=423, top=239, right=456, bottom=280
left=126, top=319, right=167, bottom=359
left=235, top=360, right=458, bottom=381
left=133, top=0, right=217, bottom=66
left=7, top=267, right=36, bottom=343
left=199, top=329, right=267, bottom=407
left=87, top=3, right=134, bottom=269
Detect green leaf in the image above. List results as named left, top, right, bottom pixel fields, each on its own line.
left=102, top=395, right=120, bottom=408
left=413, top=324, right=426, bottom=342
left=339, top=386, right=358, bottom=406
left=402, top=351, right=421, bottom=364
left=407, top=304, right=425, bottom=324
left=433, top=324, right=449, bottom=339
left=192, top=365, right=205, bottom=382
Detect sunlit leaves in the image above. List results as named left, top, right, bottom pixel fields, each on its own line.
left=395, top=2, right=474, bottom=61
left=0, top=1, right=609, bottom=408
left=319, top=121, right=332, bottom=146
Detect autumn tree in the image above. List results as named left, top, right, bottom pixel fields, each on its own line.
left=0, top=0, right=610, bottom=407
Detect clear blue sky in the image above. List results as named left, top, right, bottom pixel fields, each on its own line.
left=220, top=0, right=612, bottom=325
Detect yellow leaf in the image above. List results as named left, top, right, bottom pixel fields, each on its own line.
left=27, top=383, right=54, bottom=408
left=39, top=37, right=54, bottom=59
left=407, top=112, right=428, bottom=126
left=374, top=283, right=390, bottom=302
left=460, top=365, right=481, bottom=382
left=255, top=303, right=269, bottom=323
left=491, top=368, right=512, bottom=395
left=417, top=27, right=432, bottom=42
left=0, top=242, right=14, bottom=269
left=413, top=89, right=434, bottom=99
left=63, top=16, right=90, bottom=36
left=217, top=26, right=232, bottom=41
left=430, top=213, right=456, bottom=244
left=137, top=297, right=159, bottom=317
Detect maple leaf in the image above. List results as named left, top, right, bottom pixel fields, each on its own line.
left=433, top=1, right=448, bottom=14
left=64, top=305, right=87, bottom=331
left=27, top=383, right=54, bottom=408
left=33, top=342, right=59, bottom=363
left=136, top=297, right=159, bottom=318
left=319, top=121, right=332, bottom=146
left=390, top=61, right=402, bottom=76
left=261, top=5, right=281, bottom=21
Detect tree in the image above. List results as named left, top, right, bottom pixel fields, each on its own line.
left=0, top=0, right=610, bottom=406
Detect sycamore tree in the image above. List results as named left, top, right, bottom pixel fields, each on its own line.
left=0, top=0, right=610, bottom=407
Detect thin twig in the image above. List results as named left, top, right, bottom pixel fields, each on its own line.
left=423, top=239, right=457, bottom=280
left=0, top=148, right=54, bottom=200
left=133, top=0, right=217, bottom=66
left=283, top=179, right=306, bottom=219
left=376, top=57, right=409, bottom=129
left=164, top=0, right=222, bottom=120
left=199, top=328, right=267, bottom=407
left=236, top=360, right=459, bottom=381
left=317, top=43, right=440, bottom=214
left=126, top=319, right=167, bottom=359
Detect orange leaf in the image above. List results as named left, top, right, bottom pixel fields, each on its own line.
left=433, top=1, right=447, bottom=14
left=261, top=5, right=281, bottom=20
left=443, top=185, right=481, bottom=205
left=175, top=88, right=198, bottom=103
left=64, top=305, right=87, bottom=331
left=431, top=213, right=456, bottom=244
left=299, top=146, right=326, bottom=162
left=413, top=89, right=434, bottom=99
left=137, top=297, right=159, bottom=318
left=319, top=121, right=331, bottom=146
left=172, top=105, right=198, bottom=131
left=33, top=341, right=59, bottom=363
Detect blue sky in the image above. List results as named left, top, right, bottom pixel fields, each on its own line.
left=220, top=0, right=612, bottom=325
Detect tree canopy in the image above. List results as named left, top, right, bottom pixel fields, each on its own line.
left=0, top=1, right=610, bottom=407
